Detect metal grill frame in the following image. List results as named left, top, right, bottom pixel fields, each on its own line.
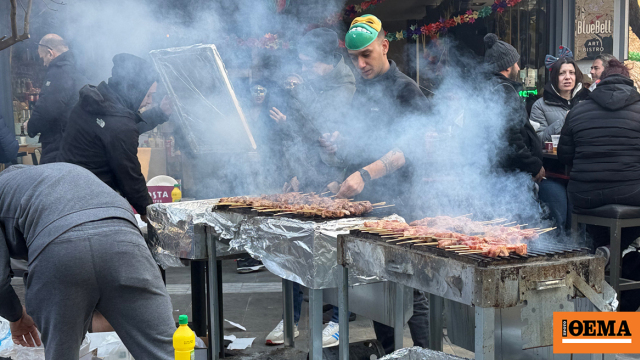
left=337, top=233, right=605, bottom=308
left=349, top=230, right=590, bottom=267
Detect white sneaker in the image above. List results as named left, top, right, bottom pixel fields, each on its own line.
left=265, top=320, right=299, bottom=345
left=322, top=321, right=339, bottom=348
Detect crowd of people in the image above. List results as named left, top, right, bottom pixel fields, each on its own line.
left=1, top=12, right=640, bottom=359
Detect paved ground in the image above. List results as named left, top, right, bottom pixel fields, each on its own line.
left=164, top=260, right=476, bottom=359
left=10, top=259, right=640, bottom=359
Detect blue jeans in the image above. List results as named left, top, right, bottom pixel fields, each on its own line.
left=287, top=283, right=347, bottom=324
left=538, top=179, right=570, bottom=233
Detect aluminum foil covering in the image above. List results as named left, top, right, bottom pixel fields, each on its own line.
left=233, top=213, right=405, bottom=289
left=380, top=347, right=466, bottom=360
left=147, top=199, right=247, bottom=268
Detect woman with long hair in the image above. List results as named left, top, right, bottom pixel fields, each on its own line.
left=530, top=48, right=590, bottom=143
left=529, top=47, right=590, bottom=234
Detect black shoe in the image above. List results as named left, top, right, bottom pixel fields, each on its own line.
left=236, top=258, right=265, bottom=273
left=349, top=312, right=356, bottom=322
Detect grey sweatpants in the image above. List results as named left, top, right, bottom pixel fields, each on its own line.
left=25, top=219, right=176, bottom=360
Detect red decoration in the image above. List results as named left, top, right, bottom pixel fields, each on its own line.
left=497, top=7, right=504, bottom=13
left=274, top=0, right=287, bottom=13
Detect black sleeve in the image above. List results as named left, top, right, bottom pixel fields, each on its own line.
left=137, top=106, right=170, bottom=134
left=0, top=117, right=18, bottom=163
left=27, top=70, right=74, bottom=137
left=106, top=123, right=152, bottom=215
left=398, top=81, right=430, bottom=117
left=557, top=110, right=576, bottom=166
left=500, top=86, right=543, bottom=176
left=505, top=120, right=543, bottom=176
left=0, top=230, right=23, bottom=322
left=393, top=82, right=430, bottom=160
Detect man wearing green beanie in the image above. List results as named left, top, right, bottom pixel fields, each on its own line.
left=322, top=14, right=430, bottom=355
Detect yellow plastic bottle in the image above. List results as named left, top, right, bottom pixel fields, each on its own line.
left=171, top=184, right=182, bottom=202
left=174, top=315, right=195, bottom=360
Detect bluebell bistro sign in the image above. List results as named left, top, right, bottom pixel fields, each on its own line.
left=575, top=0, right=614, bottom=60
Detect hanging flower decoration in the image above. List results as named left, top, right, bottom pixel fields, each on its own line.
left=225, top=33, right=291, bottom=50
left=270, top=0, right=289, bottom=13
left=478, top=6, right=493, bottom=17
left=323, top=0, right=390, bottom=25
left=234, top=0, right=524, bottom=49
left=378, top=0, right=522, bottom=42
left=492, top=0, right=508, bottom=13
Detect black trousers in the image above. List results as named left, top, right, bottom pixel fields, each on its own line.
left=373, top=289, right=429, bottom=355
left=570, top=184, right=640, bottom=250
left=570, top=184, right=640, bottom=311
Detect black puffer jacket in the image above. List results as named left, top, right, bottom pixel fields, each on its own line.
left=26, top=51, right=88, bottom=164
left=558, top=74, right=640, bottom=193
left=58, top=54, right=157, bottom=215
left=490, top=72, right=543, bottom=176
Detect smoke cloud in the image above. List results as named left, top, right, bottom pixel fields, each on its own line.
left=32, top=0, right=567, bottom=235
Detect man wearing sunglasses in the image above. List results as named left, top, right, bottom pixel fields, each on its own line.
left=24, top=34, right=88, bottom=164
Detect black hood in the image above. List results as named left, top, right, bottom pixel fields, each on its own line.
left=78, top=82, right=140, bottom=120
left=542, top=81, right=588, bottom=109
left=491, top=71, right=524, bottom=92
left=107, top=53, right=158, bottom=112
left=589, top=74, right=640, bottom=111
left=48, top=50, right=76, bottom=69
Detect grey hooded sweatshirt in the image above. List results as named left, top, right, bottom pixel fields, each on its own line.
left=0, top=163, right=137, bottom=322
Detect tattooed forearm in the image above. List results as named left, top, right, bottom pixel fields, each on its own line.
left=379, top=148, right=405, bottom=176
left=362, top=148, right=406, bottom=180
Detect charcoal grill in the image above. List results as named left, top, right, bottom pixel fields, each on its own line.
left=350, top=229, right=592, bottom=266
left=336, top=231, right=616, bottom=360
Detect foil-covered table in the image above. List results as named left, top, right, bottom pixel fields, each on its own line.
left=147, top=200, right=412, bottom=360
left=147, top=199, right=246, bottom=268
left=380, top=347, right=466, bottom=360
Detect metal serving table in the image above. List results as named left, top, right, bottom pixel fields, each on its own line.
left=337, top=231, right=618, bottom=360
left=148, top=200, right=247, bottom=360
left=224, top=208, right=413, bottom=360
left=148, top=201, right=412, bottom=360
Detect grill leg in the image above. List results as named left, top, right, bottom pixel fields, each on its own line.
left=338, top=266, right=349, bottom=360
left=191, top=261, right=207, bottom=337
left=206, top=227, right=220, bottom=360
left=609, top=222, right=622, bottom=307
left=428, top=294, right=443, bottom=351
left=393, top=283, right=404, bottom=351
left=474, top=307, right=495, bottom=360
left=282, top=279, right=295, bottom=347
left=571, top=214, right=580, bottom=243
left=309, top=288, right=323, bottom=360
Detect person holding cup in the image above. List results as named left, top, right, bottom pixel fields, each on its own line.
left=529, top=46, right=590, bottom=145
left=526, top=46, right=590, bottom=234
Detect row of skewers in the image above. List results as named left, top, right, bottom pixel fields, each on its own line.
left=216, top=193, right=393, bottom=218
left=358, top=217, right=556, bottom=258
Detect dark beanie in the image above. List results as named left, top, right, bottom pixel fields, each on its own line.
left=298, top=28, right=339, bottom=64
left=108, top=53, right=159, bottom=112
left=483, top=33, right=520, bottom=72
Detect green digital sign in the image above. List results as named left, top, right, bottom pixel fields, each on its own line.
left=519, top=89, right=538, bottom=98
